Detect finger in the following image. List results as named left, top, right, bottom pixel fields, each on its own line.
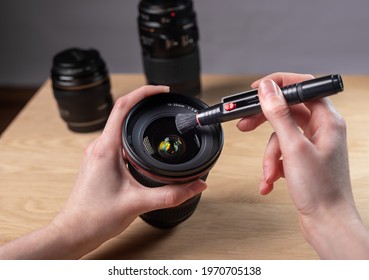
left=251, top=72, right=314, bottom=88
left=258, top=79, right=306, bottom=150
left=259, top=179, right=274, bottom=196
left=263, top=133, right=284, bottom=184
left=101, top=85, right=170, bottom=149
left=237, top=113, right=266, bottom=132
left=138, top=180, right=207, bottom=213
left=305, top=98, right=343, bottom=127
left=289, top=104, right=312, bottom=131
left=259, top=159, right=284, bottom=196
left=236, top=103, right=311, bottom=132
left=304, top=98, right=347, bottom=149
left=83, top=136, right=100, bottom=158
left=259, top=133, right=284, bottom=195
left=238, top=72, right=313, bottom=133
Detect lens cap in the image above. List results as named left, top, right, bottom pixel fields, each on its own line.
left=51, top=48, right=108, bottom=88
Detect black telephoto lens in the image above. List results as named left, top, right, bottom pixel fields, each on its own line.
left=138, top=0, right=201, bottom=97
left=51, top=48, right=113, bottom=133
left=122, top=93, right=223, bottom=228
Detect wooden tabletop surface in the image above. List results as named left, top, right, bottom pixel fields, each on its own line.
left=1, top=74, right=369, bottom=260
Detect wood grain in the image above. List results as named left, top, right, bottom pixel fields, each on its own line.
left=1, top=74, right=368, bottom=259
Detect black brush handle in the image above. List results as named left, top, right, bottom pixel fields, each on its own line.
left=197, top=74, right=344, bottom=125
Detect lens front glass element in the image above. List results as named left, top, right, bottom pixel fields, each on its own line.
left=143, top=117, right=200, bottom=164
left=158, top=135, right=184, bottom=159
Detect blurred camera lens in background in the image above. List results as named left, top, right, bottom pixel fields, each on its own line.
left=138, top=0, right=201, bottom=97
left=51, top=48, right=113, bottom=133
left=122, top=93, right=223, bottom=228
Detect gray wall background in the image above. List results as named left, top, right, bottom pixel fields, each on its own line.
left=1, top=0, right=368, bottom=87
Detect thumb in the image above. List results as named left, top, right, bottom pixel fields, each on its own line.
left=258, top=79, right=303, bottom=146
left=140, top=180, right=207, bottom=212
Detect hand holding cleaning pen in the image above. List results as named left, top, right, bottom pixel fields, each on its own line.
left=175, top=74, right=344, bottom=134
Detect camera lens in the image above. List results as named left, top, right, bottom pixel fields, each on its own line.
left=143, top=116, right=200, bottom=164
left=51, top=48, right=113, bottom=132
left=122, top=93, right=223, bottom=228
left=138, top=0, right=201, bottom=96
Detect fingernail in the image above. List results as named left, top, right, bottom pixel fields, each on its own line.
left=162, top=86, right=170, bottom=92
left=263, top=167, right=270, bottom=182
left=236, top=119, right=244, bottom=130
left=250, top=81, right=259, bottom=88
left=189, top=180, right=207, bottom=193
left=259, top=79, right=281, bottom=99
left=258, top=178, right=267, bottom=195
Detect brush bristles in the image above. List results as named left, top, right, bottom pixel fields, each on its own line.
left=175, top=113, right=198, bottom=134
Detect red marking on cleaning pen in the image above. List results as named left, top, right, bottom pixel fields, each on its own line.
left=224, top=102, right=237, bottom=111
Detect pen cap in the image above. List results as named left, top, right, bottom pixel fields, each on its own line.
left=283, top=74, right=343, bottom=103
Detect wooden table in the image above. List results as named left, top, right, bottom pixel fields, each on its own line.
left=1, top=74, right=369, bottom=260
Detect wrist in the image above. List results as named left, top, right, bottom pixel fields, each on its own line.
left=50, top=208, right=137, bottom=259
left=49, top=214, right=107, bottom=259
left=299, top=204, right=369, bottom=259
left=0, top=221, right=100, bottom=260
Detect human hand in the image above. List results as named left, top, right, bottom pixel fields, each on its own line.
left=51, top=85, right=207, bottom=258
left=238, top=73, right=369, bottom=259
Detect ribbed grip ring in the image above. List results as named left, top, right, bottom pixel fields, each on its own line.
left=128, top=162, right=207, bottom=228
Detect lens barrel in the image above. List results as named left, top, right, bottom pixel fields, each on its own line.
left=51, top=48, right=113, bottom=133
left=122, top=93, right=223, bottom=228
left=138, top=0, right=201, bottom=97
